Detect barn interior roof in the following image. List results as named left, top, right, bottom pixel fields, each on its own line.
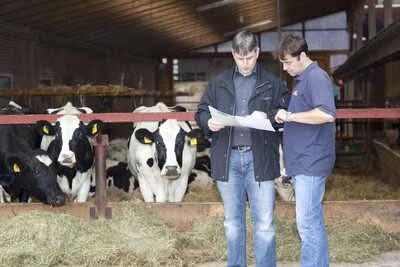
left=0, top=0, right=358, bottom=60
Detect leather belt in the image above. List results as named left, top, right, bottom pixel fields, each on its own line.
left=231, top=146, right=252, bottom=152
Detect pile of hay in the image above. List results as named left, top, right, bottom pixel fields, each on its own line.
left=0, top=200, right=399, bottom=266
left=325, top=164, right=400, bottom=200
left=184, top=164, right=400, bottom=202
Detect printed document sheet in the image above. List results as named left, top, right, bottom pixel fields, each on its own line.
left=208, top=106, right=275, bottom=132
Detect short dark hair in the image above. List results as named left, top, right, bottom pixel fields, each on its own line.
left=232, top=30, right=259, bottom=55
left=274, top=33, right=309, bottom=60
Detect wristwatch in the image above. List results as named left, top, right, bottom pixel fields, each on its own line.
left=285, top=112, right=292, bottom=122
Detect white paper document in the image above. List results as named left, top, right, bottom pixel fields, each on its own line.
left=208, top=106, right=275, bottom=132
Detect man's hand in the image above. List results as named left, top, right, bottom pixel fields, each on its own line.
left=275, top=109, right=288, bottom=123
left=208, top=118, right=225, bottom=132
left=248, top=111, right=267, bottom=119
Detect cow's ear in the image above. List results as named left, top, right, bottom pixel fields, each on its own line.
left=187, top=128, right=204, bottom=146
left=86, top=120, right=103, bottom=136
left=5, top=156, right=25, bottom=174
left=135, top=129, right=154, bottom=145
left=36, top=120, right=55, bottom=136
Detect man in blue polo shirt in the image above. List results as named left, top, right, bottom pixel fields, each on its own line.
left=274, top=34, right=336, bottom=267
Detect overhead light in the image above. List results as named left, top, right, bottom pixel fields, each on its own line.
left=223, top=20, right=272, bottom=36
left=196, top=0, right=239, bottom=12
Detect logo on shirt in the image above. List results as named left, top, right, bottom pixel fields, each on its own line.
left=293, top=90, right=298, bottom=96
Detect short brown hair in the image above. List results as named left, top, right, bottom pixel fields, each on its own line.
left=274, top=33, right=309, bottom=60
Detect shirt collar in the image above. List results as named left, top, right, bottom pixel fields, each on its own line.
left=234, top=64, right=257, bottom=78
left=295, top=61, right=317, bottom=81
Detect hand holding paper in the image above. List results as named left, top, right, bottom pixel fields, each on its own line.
left=208, top=106, right=275, bottom=132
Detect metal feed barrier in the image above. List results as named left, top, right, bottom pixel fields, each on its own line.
left=0, top=108, right=399, bottom=231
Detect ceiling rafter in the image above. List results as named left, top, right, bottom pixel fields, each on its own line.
left=0, top=0, right=354, bottom=59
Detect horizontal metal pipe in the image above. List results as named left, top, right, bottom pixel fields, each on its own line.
left=0, top=108, right=399, bottom=124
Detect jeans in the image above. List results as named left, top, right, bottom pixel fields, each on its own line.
left=292, top=175, right=329, bottom=267
left=217, top=150, right=276, bottom=267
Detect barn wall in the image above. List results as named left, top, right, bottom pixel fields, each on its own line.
left=0, top=23, right=159, bottom=140
left=0, top=24, right=156, bottom=91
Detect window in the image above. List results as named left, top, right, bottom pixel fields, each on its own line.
left=0, top=74, right=13, bottom=89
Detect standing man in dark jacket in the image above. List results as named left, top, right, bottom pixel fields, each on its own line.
left=195, top=30, right=290, bottom=267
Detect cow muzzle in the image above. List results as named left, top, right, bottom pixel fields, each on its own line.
left=163, top=166, right=180, bottom=179
left=58, top=153, right=76, bottom=166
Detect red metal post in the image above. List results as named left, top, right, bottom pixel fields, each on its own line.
left=91, top=134, right=110, bottom=219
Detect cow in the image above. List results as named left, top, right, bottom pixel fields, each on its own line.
left=187, top=137, right=214, bottom=190
left=274, top=142, right=294, bottom=201
left=89, top=159, right=138, bottom=200
left=36, top=102, right=103, bottom=202
left=0, top=185, right=11, bottom=203
left=106, top=138, right=129, bottom=163
left=0, top=104, right=65, bottom=205
left=127, top=102, right=203, bottom=202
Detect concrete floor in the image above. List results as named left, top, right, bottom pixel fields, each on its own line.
left=195, top=250, right=400, bottom=267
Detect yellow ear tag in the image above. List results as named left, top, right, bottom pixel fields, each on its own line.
left=144, top=136, right=152, bottom=144
left=92, top=123, right=98, bottom=134
left=13, top=163, right=21, bottom=173
left=43, top=125, right=49, bottom=134
left=190, top=137, right=197, bottom=146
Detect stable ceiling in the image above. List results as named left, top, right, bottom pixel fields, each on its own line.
left=0, top=0, right=357, bottom=60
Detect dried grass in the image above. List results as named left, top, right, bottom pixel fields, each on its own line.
left=0, top=200, right=398, bottom=266
left=325, top=165, right=400, bottom=201
left=185, top=164, right=400, bottom=202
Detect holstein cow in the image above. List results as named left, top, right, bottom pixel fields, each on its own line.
left=36, top=102, right=103, bottom=202
left=89, top=159, right=138, bottom=200
left=106, top=138, right=129, bottom=163
left=0, top=104, right=65, bottom=205
left=187, top=137, right=214, bottom=190
left=274, top=142, right=294, bottom=201
left=127, top=102, right=203, bottom=202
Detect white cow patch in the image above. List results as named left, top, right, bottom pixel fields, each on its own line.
left=36, top=154, right=53, bottom=166
left=57, top=115, right=81, bottom=166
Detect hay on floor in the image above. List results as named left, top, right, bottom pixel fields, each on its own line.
left=0, top=201, right=399, bottom=266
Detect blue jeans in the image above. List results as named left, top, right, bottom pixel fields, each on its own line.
left=217, top=150, right=276, bottom=267
left=292, top=175, right=329, bottom=267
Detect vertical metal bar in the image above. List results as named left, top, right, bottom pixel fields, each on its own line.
left=93, top=134, right=110, bottom=219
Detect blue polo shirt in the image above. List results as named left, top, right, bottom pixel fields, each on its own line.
left=283, top=62, right=336, bottom=177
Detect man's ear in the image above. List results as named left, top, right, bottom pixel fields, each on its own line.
left=300, top=52, right=307, bottom=61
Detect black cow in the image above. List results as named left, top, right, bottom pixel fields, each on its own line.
left=0, top=105, right=65, bottom=205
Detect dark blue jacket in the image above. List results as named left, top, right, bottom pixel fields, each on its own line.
left=195, top=63, right=291, bottom=181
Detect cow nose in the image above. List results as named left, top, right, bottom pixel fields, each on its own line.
left=165, top=166, right=178, bottom=177
left=48, top=193, right=66, bottom=206
left=59, top=153, right=75, bottom=164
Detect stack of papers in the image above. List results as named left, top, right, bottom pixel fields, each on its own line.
left=208, top=106, right=275, bottom=132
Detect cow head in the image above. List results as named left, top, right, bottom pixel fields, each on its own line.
left=36, top=116, right=103, bottom=169
left=46, top=102, right=93, bottom=115
left=135, top=120, right=203, bottom=180
left=4, top=149, right=65, bottom=206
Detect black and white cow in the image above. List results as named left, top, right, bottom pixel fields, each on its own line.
left=0, top=104, right=65, bottom=205
left=274, top=141, right=294, bottom=201
left=127, top=102, right=203, bottom=202
left=187, top=137, right=214, bottom=190
left=90, top=159, right=138, bottom=200
left=106, top=138, right=129, bottom=163
left=36, top=102, right=103, bottom=202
